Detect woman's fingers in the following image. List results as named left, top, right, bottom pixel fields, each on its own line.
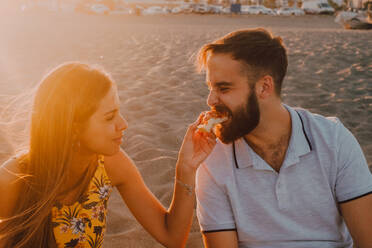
left=204, top=111, right=214, bottom=121
left=196, top=130, right=216, bottom=151
left=197, top=127, right=216, bottom=140
left=187, top=112, right=208, bottom=136
left=194, top=112, right=207, bottom=127
left=189, top=111, right=217, bottom=145
left=207, top=136, right=216, bottom=145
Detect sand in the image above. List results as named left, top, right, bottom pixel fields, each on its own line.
left=0, top=11, right=371, bottom=248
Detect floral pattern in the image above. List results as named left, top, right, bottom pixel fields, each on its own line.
left=52, top=156, right=112, bottom=248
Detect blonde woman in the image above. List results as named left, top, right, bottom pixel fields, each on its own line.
left=0, top=63, right=215, bottom=248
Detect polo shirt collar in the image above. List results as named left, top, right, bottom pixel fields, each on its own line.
left=232, top=104, right=312, bottom=170
left=232, top=138, right=254, bottom=169
left=281, top=104, right=312, bottom=169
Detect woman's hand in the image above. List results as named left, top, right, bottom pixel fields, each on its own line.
left=177, top=113, right=217, bottom=171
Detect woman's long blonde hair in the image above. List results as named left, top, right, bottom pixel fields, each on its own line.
left=0, top=62, right=113, bottom=247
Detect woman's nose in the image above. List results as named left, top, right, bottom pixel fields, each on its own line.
left=117, top=114, right=128, bottom=131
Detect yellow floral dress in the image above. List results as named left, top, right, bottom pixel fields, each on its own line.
left=51, top=156, right=112, bottom=248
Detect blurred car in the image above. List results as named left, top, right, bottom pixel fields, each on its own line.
left=301, top=1, right=334, bottom=14
left=241, top=5, right=276, bottom=15
left=163, top=6, right=171, bottom=14
left=209, top=5, right=224, bottom=14
left=335, top=10, right=372, bottom=29
left=142, top=6, right=167, bottom=15
left=171, top=6, right=182, bottom=14
left=191, top=4, right=209, bottom=14
left=179, top=3, right=193, bottom=13
left=241, top=5, right=260, bottom=14
left=90, top=4, right=110, bottom=15
left=221, top=6, right=231, bottom=14
left=261, top=6, right=276, bottom=15
left=110, top=6, right=134, bottom=15
left=276, top=7, right=305, bottom=15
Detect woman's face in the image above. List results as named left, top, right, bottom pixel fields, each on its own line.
left=78, top=86, right=128, bottom=156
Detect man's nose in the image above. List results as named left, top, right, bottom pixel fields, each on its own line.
left=207, top=90, right=219, bottom=107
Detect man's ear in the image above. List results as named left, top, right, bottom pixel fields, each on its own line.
left=255, top=75, right=275, bottom=99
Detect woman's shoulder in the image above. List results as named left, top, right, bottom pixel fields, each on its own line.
left=102, top=149, right=137, bottom=187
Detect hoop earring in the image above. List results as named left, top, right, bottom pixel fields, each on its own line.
left=72, top=138, right=81, bottom=151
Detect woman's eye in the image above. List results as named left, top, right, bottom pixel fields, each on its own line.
left=219, top=88, right=229, bottom=92
left=106, top=115, right=115, bottom=121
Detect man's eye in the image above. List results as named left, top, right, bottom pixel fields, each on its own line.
left=219, top=88, right=229, bottom=92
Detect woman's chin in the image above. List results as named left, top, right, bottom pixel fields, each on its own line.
left=97, top=145, right=121, bottom=157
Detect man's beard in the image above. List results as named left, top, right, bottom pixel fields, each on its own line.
left=214, top=91, right=260, bottom=144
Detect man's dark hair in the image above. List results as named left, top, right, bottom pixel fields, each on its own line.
left=197, top=28, right=288, bottom=96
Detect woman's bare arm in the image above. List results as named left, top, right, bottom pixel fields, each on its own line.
left=105, top=118, right=216, bottom=248
left=105, top=150, right=196, bottom=248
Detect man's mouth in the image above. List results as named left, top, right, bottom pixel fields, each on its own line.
left=216, top=111, right=231, bottom=122
left=219, top=116, right=230, bottom=127
left=212, top=106, right=231, bottom=119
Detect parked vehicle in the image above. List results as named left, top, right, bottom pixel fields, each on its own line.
left=221, top=6, right=231, bottom=14
left=171, top=6, right=182, bottom=14
left=90, top=4, right=110, bottom=15
left=76, top=3, right=109, bottom=15
left=163, top=6, right=171, bottom=14
left=191, top=4, right=209, bottom=14
left=179, top=3, right=193, bottom=13
left=241, top=5, right=275, bottom=15
left=277, top=7, right=305, bottom=15
left=110, top=6, right=134, bottom=15
left=301, top=0, right=335, bottom=14
left=261, top=6, right=276, bottom=15
left=335, top=10, right=372, bottom=29
left=142, top=6, right=167, bottom=15
left=241, top=5, right=260, bottom=14
left=209, top=5, right=224, bottom=14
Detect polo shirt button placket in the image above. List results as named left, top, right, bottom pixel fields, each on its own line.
left=276, top=179, right=287, bottom=210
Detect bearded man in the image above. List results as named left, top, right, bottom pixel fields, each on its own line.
left=195, top=28, right=372, bottom=248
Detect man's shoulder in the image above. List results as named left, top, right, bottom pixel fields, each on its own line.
left=292, top=106, right=340, bottom=126
left=292, top=107, right=342, bottom=133
left=291, top=106, right=351, bottom=149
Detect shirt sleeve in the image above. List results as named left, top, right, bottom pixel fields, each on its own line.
left=335, top=121, right=372, bottom=203
left=196, top=163, right=236, bottom=233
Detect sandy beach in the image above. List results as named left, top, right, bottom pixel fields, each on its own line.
left=0, top=12, right=371, bottom=247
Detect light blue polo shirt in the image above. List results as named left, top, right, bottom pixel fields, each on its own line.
left=196, top=105, right=372, bottom=248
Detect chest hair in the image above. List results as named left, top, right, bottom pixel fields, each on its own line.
left=247, top=134, right=290, bottom=172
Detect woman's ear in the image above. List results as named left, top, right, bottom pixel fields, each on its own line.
left=72, top=123, right=81, bottom=139
left=72, top=123, right=82, bottom=149
left=255, top=75, right=275, bottom=100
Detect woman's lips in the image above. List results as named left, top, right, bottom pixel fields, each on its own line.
left=113, top=136, right=123, bottom=144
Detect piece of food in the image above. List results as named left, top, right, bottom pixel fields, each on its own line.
left=197, top=112, right=228, bottom=133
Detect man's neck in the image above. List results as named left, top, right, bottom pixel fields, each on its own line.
left=244, top=104, right=292, bottom=172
